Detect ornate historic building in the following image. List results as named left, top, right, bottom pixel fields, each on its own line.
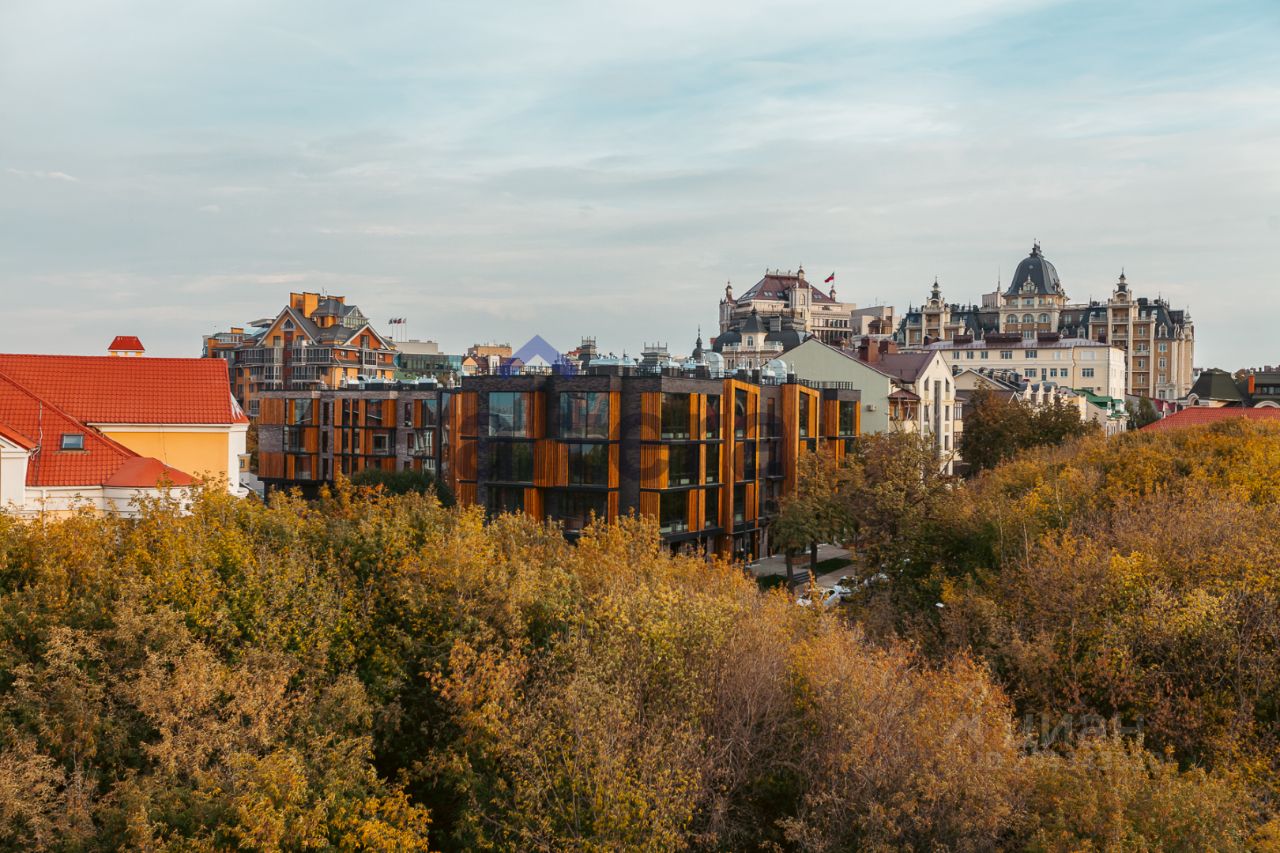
left=714, top=267, right=894, bottom=370
left=898, top=243, right=1195, bottom=400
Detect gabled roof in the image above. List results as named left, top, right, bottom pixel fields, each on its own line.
left=0, top=355, right=247, bottom=424
left=108, top=335, right=145, bottom=352
left=1142, top=407, right=1280, bottom=432
left=103, top=456, right=194, bottom=487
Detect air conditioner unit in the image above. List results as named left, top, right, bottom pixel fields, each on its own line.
left=866, top=404, right=878, bottom=412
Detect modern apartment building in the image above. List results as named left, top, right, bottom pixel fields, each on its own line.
left=256, top=365, right=860, bottom=559
left=203, top=292, right=397, bottom=417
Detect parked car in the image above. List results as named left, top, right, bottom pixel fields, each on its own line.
left=797, top=587, right=843, bottom=608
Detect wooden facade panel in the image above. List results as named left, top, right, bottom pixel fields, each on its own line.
left=527, top=392, right=546, bottom=439
left=608, top=391, right=622, bottom=441
left=456, top=440, right=478, bottom=481
left=687, top=487, right=702, bottom=532
left=458, top=392, right=478, bottom=437
left=638, top=490, right=660, bottom=519
left=607, top=491, right=619, bottom=521
left=640, top=444, right=669, bottom=490
left=607, top=445, right=619, bottom=489
left=523, top=487, right=543, bottom=519
left=640, top=392, right=660, bottom=442
left=534, top=439, right=557, bottom=487
left=456, top=483, right=478, bottom=506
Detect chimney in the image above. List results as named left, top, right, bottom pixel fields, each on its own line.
left=859, top=336, right=879, bottom=365
left=1249, top=374, right=1256, bottom=395
left=879, top=339, right=898, bottom=357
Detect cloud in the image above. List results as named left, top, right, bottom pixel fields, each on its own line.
left=6, top=168, right=79, bottom=182
left=197, top=203, right=221, bottom=214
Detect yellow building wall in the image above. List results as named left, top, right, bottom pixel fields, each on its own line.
left=100, top=429, right=234, bottom=484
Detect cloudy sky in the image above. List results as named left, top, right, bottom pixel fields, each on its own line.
left=2, top=0, right=1277, bottom=367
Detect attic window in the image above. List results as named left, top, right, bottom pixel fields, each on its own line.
left=282, top=320, right=295, bottom=331
left=60, top=433, right=84, bottom=451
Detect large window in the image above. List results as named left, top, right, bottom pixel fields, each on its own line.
left=838, top=400, right=857, bottom=436
left=560, top=392, right=610, bottom=439
left=486, top=486, right=525, bottom=516
left=704, top=487, right=720, bottom=529
left=734, top=389, right=749, bottom=439
left=550, top=491, right=608, bottom=532
left=659, top=491, right=689, bottom=534
left=668, top=445, right=698, bottom=487
left=705, top=444, right=720, bottom=484
left=290, top=399, right=312, bottom=425
left=408, top=429, right=434, bottom=456
left=705, top=395, right=721, bottom=439
left=489, top=442, right=533, bottom=482
left=662, top=393, right=691, bottom=440
left=567, top=443, right=609, bottom=486
left=798, top=394, right=811, bottom=438
left=420, top=398, right=438, bottom=427
left=488, top=392, right=528, bottom=437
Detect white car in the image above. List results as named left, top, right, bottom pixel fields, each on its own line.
left=797, top=587, right=843, bottom=608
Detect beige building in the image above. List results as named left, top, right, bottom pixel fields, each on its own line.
left=922, top=336, right=1127, bottom=401
left=898, top=244, right=1194, bottom=400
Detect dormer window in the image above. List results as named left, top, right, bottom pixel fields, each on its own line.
left=282, top=319, right=294, bottom=331
left=60, top=433, right=84, bottom=451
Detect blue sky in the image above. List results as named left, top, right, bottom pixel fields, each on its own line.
left=1, top=0, right=1277, bottom=367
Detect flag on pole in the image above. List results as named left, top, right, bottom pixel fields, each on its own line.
left=824, top=272, right=835, bottom=284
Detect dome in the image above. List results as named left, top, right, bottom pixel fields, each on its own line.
left=1005, top=242, right=1063, bottom=297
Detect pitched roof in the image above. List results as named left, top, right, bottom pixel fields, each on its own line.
left=108, top=335, right=145, bottom=351
left=103, top=456, right=194, bottom=487
left=876, top=352, right=937, bottom=384
left=0, top=355, right=247, bottom=424
left=1141, top=407, right=1280, bottom=432
left=1187, top=369, right=1245, bottom=404
left=737, top=272, right=837, bottom=304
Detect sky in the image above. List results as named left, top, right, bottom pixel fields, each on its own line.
left=1, top=0, right=1277, bottom=368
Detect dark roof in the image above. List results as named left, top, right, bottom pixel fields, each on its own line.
left=736, top=271, right=836, bottom=304
left=740, top=310, right=767, bottom=334
left=876, top=352, right=936, bottom=383
left=1188, top=369, right=1246, bottom=404
left=1005, top=243, right=1064, bottom=297
left=765, top=329, right=804, bottom=349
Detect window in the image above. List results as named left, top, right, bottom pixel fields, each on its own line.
left=489, top=442, right=533, bottom=482
left=408, top=429, right=434, bottom=456
left=662, top=393, right=691, bottom=440
left=290, top=399, right=313, bottom=425
left=733, top=483, right=748, bottom=523
left=741, top=440, right=757, bottom=480
left=668, top=444, right=698, bottom=486
left=1039, top=313, right=1049, bottom=324
left=567, top=443, right=609, bottom=486
left=560, top=392, right=610, bottom=439
left=372, top=433, right=390, bottom=455
left=488, top=392, right=528, bottom=437
left=838, top=400, right=857, bottom=436
left=549, top=491, right=607, bottom=533
left=486, top=486, right=524, bottom=516
left=659, top=490, right=689, bottom=534
left=1025, top=369, right=1038, bottom=378
left=403, top=402, right=413, bottom=426
left=980, top=351, right=989, bottom=360
left=1082, top=368, right=1095, bottom=378
left=366, top=401, right=383, bottom=426
left=1158, top=358, right=1167, bottom=369
left=704, top=487, right=720, bottom=529
left=1026, top=350, right=1037, bottom=359
left=60, top=433, right=84, bottom=451
left=734, top=389, right=748, bottom=439
left=1158, top=342, right=1168, bottom=353
left=706, top=395, right=721, bottom=439
left=705, top=444, right=720, bottom=484
left=798, top=394, right=811, bottom=438
left=763, top=397, right=776, bottom=438
left=1006, top=314, right=1017, bottom=325
left=1022, top=314, right=1034, bottom=324
left=1000, top=350, right=1013, bottom=360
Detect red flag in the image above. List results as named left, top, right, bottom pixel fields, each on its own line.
left=824, top=272, right=835, bottom=283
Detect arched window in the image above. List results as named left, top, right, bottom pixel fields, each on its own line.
left=1038, top=313, right=1049, bottom=324
left=1022, top=314, right=1034, bottom=324
left=1007, top=314, right=1017, bottom=325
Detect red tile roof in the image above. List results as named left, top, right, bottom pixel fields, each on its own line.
left=108, top=335, right=145, bottom=351
left=0, top=373, right=132, bottom=486
left=1141, top=407, right=1280, bottom=432
left=103, top=456, right=194, bottom=488
left=0, top=355, right=247, bottom=424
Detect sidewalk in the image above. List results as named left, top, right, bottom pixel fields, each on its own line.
left=747, top=544, right=854, bottom=588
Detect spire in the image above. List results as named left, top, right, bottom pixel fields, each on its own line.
left=1031, top=240, right=1041, bottom=257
